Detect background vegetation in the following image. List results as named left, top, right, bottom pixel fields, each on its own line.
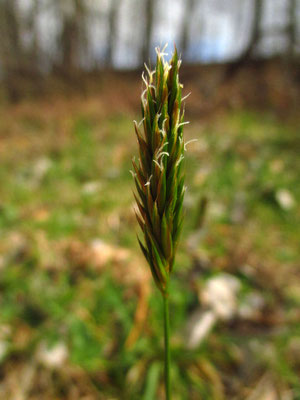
left=0, top=1, right=300, bottom=399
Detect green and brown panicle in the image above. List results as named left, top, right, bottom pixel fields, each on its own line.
left=132, top=46, right=187, bottom=295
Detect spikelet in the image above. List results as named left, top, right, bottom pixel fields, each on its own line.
left=132, top=46, right=186, bottom=296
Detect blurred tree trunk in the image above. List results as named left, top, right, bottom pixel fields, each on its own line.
left=180, top=0, right=196, bottom=57
left=26, top=0, right=40, bottom=75
left=142, top=0, right=155, bottom=63
left=61, top=16, right=76, bottom=73
left=224, top=0, right=264, bottom=81
left=239, top=0, right=263, bottom=61
left=0, top=0, right=23, bottom=101
left=106, top=0, right=118, bottom=67
left=60, top=0, right=87, bottom=75
left=287, top=0, right=297, bottom=59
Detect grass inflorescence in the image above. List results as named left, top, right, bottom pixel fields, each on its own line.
left=132, top=46, right=187, bottom=297
left=132, top=45, right=189, bottom=399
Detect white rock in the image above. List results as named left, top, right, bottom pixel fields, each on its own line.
left=186, top=310, right=216, bottom=349
left=90, top=239, right=130, bottom=268
left=37, top=342, right=68, bottom=368
left=33, top=157, right=52, bottom=180
left=201, top=273, right=241, bottom=320
left=82, top=181, right=102, bottom=195
left=185, top=274, right=242, bottom=349
left=276, top=189, right=295, bottom=210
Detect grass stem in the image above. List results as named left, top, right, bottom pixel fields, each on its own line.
left=163, top=292, right=171, bottom=399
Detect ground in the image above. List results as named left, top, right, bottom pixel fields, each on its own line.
left=0, top=93, right=299, bottom=399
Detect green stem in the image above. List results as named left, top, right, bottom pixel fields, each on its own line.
left=163, top=292, right=171, bottom=400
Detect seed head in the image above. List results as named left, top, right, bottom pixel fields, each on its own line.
left=133, top=46, right=186, bottom=295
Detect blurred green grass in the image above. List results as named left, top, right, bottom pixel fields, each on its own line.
left=0, top=104, right=299, bottom=399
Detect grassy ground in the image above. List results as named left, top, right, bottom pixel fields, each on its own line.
left=0, top=97, right=299, bottom=399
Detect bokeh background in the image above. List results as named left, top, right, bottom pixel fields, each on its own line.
left=0, top=1, right=300, bottom=399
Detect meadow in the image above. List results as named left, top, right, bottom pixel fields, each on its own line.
left=0, top=93, right=299, bottom=399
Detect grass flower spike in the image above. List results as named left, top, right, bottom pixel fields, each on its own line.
left=133, top=45, right=185, bottom=295
left=132, top=45, right=187, bottom=399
